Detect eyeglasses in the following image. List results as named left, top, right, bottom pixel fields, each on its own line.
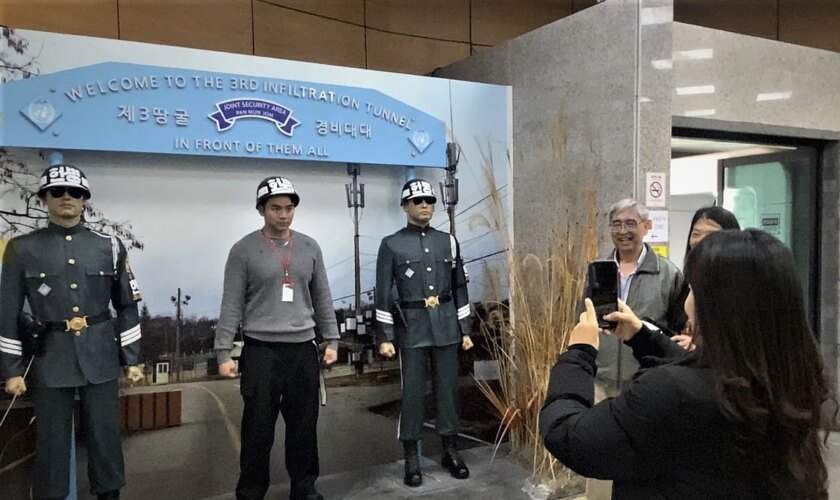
left=609, top=219, right=641, bottom=232
left=411, top=197, right=436, bottom=206
left=47, top=187, right=86, bottom=199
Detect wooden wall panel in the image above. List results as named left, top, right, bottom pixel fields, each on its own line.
left=254, top=1, right=365, bottom=68
left=471, top=0, right=572, bottom=46
left=674, top=0, right=779, bottom=40
left=366, top=29, right=469, bottom=74
left=258, top=0, right=364, bottom=25
left=119, top=0, right=252, bottom=54
left=366, top=0, right=470, bottom=42
left=780, top=0, right=840, bottom=52
left=0, top=0, right=118, bottom=38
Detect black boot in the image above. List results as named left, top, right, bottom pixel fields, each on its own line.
left=96, top=491, right=120, bottom=500
left=402, top=440, right=422, bottom=487
left=441, top=435, right=470, bottom=479
left=290, top=478, right=324, bottom=500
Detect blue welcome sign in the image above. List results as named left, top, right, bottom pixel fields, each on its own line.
left=0, top=62, right=446, bottom=167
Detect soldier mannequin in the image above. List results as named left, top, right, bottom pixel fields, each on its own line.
left=1, top=165, right=143, bottom=500
left=375, top=179, right=473, bottom=487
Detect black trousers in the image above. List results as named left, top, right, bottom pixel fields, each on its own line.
left=398, top=344, right=460, bottom=442
left=236, top=339, right=321, bottom=500
left=32, top=379, right=125, bottom=499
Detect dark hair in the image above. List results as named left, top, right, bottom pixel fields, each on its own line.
left=685, top=229, right=830, bottom=499
left=684, top=206, right=740, bottom=259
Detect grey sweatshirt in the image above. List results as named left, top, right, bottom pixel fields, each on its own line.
left=214, top=229, right=339, bottom=363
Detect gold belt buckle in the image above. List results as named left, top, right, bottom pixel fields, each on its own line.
left=424, top=296, right=440, bottom=309
left=65, top=316, right=89, bottom=332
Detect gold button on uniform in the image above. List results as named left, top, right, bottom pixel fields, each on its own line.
left=68, top=259, right=76, bottom=265
left=70, top=283, right=78, bottom=290
left=426, top=267, right=432, bottom=272
left=65, top=235, right=72, bottom=241
left=39, top=272, right=46, bottom=278
left=424, top=248, right=430, bottom=253
left=429, top=285, right=435, bottom=290
left=99, top=271, right=104, bottom=276
left=74, top=331, right=81, bottom=337
left=72, top=306, right=80, bottom=313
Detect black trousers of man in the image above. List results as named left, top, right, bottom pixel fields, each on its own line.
left=398, top=344, right=460, bottom=441
left=32, top=379, right=125, bottom=499
left=236, top=338, right=321, bottom=500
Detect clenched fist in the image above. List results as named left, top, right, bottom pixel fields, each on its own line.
left=4, top=376, right=26, bottom=396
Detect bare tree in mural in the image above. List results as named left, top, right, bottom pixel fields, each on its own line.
left=1, top=26, right=39, bottom=83
left=0, top=28, right=144, bottom=250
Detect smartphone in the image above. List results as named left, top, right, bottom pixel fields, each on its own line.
left=587, top=260, right=619, bottom=329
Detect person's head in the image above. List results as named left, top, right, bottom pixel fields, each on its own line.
left=685, top=206, right=740, bottom=256
left=400, top=179, right=436, bottom=227
left=37, top=165, right=91, bottom=225
left=608, top=199, right=651, bottom=258
left=685, top=229, right=829, bottom=498
left=256, top=177, right=300, bottom=236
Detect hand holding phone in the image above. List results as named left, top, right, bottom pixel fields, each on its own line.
left=587, top=260, right=619, bottom=330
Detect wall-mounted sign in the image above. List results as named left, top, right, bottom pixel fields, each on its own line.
left=645, top=172, right=667, bottom=208
left=644, top=209, right=669, bottom=243
left=1, top=62, right=447, bottom=167
left=760, top=213, right=781, bottom=236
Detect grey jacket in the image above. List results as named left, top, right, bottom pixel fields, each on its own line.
left=581, top=244, right=684, bottom=390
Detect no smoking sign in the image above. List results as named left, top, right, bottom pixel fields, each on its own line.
left=645, top=172, right=667, bottom=208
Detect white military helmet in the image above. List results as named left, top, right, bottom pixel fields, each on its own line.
left=400, top=179, right=437, bottom=205
left=256, top=176, right=300, bottom=208
left=38, top=164, right=91, bottom=199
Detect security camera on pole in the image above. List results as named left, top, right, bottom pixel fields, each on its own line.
left=345, top=163, right=365, bottom=374
left=440, top=143, right=460, bottom=235
left=170, top=288, right=191, bottom=381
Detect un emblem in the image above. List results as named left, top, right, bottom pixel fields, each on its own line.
left=21, top=97, right=61, bottom=131
left=409, top=129, right=433, bottom=154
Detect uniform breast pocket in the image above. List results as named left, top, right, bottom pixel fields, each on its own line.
left=396, top=259, right=421, bottom=281
left=24, top=269, right=61, bottom=301
left=86, top=266, right=115, bottom=298
left=435, top=256, right=454, bottom=284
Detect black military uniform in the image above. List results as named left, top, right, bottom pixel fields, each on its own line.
left=375, top=179, right=472, bottom=486
left=0, top=165, right=142, bottom=499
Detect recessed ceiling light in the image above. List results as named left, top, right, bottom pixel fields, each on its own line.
left=676, top=85, right=715, bottom=95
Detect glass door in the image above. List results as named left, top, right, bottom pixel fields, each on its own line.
left=718, top=148, right=819, bottom=331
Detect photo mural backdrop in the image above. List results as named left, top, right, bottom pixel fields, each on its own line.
left=0, top=28, right=511, bottom=348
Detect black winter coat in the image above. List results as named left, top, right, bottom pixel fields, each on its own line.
left=540, top=328, right=772, bottom=499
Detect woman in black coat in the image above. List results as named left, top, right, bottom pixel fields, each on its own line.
left=540, top=229, right=831, bottom=499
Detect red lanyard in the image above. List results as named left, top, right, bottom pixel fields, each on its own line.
left=262, top=229, right=294, bottom=283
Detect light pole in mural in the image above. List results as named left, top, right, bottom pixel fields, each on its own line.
left=170, top=288, right=191, bottom=380
left=345, top=163, right=365, bottom=372
left=441, top=143, right=461, bottom=235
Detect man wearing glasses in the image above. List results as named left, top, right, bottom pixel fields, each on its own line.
left=1, top=165, right=144, bottom=500
left=594, top=199, right=684, bottom=392
left=375, top=179, right=473, bottom=487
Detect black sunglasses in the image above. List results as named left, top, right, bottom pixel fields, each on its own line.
left=411, top=197, right=436, bottom=206
left=47, top=187, right=86, bottom=199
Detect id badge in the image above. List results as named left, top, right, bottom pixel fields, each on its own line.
left=282, top=282, right=294, bottom=302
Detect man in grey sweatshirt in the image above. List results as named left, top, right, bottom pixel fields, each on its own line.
left=214, top=176, right=338, bottom=500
